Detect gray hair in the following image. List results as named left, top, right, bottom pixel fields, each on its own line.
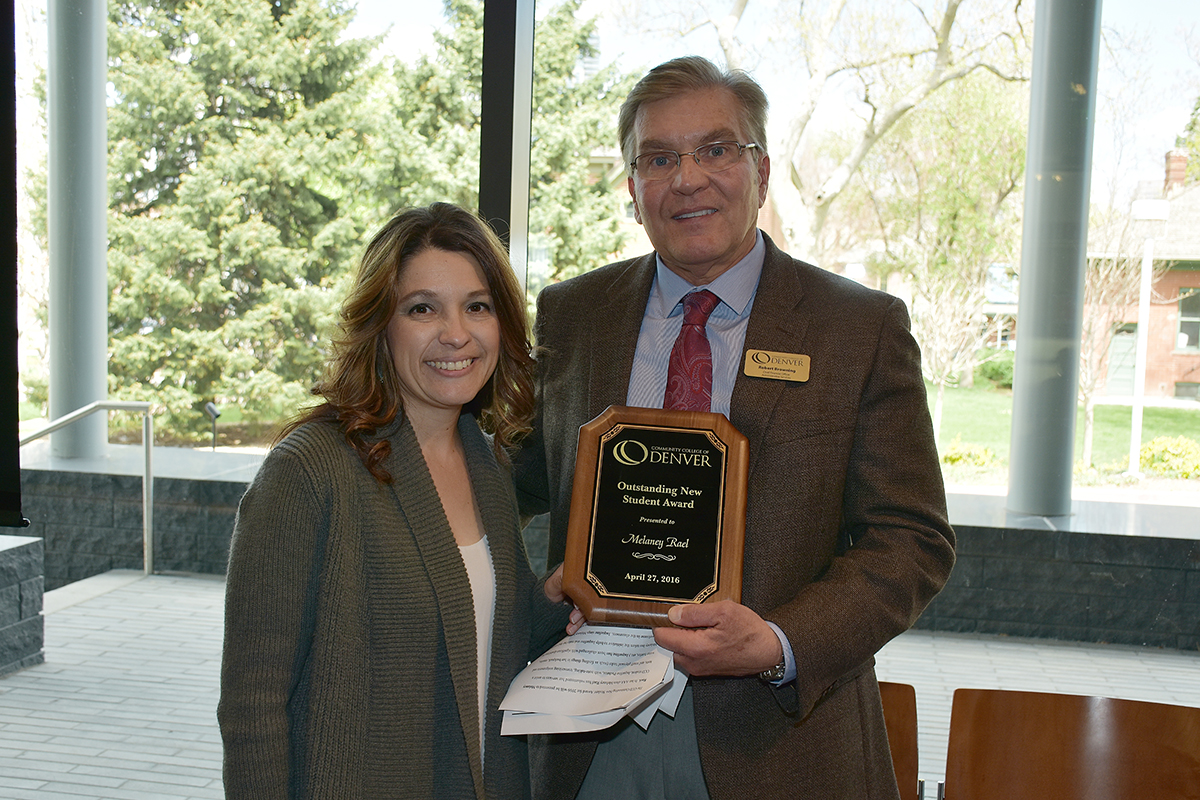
left=617, top=55, right=769, bottom=173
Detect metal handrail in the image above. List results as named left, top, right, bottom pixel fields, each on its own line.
left=19, top=401, right=155, bottom=575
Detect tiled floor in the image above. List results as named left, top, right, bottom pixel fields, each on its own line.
left=1, top=571, right=1197, bottom=799
left=0, top=573, right=224, bottom=800
left=874, top=627, right=1200, bottom=795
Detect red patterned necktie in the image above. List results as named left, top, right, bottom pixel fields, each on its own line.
left=663, top=289, right=721, bottom=412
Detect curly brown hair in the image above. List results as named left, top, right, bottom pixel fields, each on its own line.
left=279, top=203, right=535, bottom=483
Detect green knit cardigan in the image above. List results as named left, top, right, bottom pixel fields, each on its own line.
left=219, top=413, right=564, bottom=799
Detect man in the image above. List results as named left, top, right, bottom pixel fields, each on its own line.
left=516, top=56, right=955, bottom=800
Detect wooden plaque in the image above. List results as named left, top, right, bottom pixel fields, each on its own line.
left=562, top=405, right=748, bottom=627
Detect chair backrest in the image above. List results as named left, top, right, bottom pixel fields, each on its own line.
left=943, top=688, right=1200, bottom=800
left=879, top=681, right=920, bottom=800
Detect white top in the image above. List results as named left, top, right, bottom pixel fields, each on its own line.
left=458, top=535, right=495, bottom=762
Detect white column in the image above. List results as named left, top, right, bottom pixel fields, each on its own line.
left=48, top=0, right=108, bottom=458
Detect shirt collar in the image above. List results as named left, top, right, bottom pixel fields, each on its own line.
left=653, top=230, right=765, bottom=317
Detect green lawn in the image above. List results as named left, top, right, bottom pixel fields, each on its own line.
left=935, top=385, right=1015, bottom=461
left=1082, top=404, right=1200, bottom=468
left=932, top=383, right=1200, bottom=485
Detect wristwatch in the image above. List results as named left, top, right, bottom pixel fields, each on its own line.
left=758, top=655, right=786, bottom=683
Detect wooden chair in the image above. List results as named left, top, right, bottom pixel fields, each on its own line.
left=942, top=688, right=1200, bottom=799
left=879, top=681, right=922, bottom=800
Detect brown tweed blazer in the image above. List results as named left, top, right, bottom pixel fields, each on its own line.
left=515, top=234, right=956, bottom=800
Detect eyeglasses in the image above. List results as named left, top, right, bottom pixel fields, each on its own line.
left=630, top=141, right=760, bottom=181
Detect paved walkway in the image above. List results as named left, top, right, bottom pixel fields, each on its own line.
left=1, top=573, right=224, bottom=800
left=1, top=572, right=1198, bottom=799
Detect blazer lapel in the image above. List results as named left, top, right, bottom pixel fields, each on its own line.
left=729, top=239, right=809, bottom=475
left=584, top=254, right=657, bottom=417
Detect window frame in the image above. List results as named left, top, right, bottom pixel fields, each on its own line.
left=1178, top=287, right=1200, bottom=351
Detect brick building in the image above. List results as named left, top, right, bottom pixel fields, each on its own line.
left=1105, top=150, right=1200, bottom=399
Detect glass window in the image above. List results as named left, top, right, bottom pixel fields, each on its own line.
left=1178, top=288, right=1200, bottom=350
left=18, top=2, right=476, bottom=440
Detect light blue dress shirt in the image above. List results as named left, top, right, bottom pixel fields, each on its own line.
left=625, top=231, right=797, bottom=685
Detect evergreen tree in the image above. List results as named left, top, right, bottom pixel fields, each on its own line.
left=90, top=0, right=631, bottom=440
left=526, top=0, right=633, bottom=283
left=381, top=0, right=483, bottom=212
left=107, top=0, right=385, bottom=437
left=388, top=0, right=633, bottom=282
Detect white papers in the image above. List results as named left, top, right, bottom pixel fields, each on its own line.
left=500, top=623, right=687, bottom=736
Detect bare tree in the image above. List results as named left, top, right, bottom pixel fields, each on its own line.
left=605, top=0, right=1030, bottom=261
left=1177, top=30, right=1200, bottom=179
left=851, top=70, right=1023, bottom=445
left=1079, top=214, right=1170, bottom=467
left=1092, top=25, right=1154, bottom=212
left=910, top=273, right=1003, bottom=445
left=1077, top=23, right=1177, bottom=467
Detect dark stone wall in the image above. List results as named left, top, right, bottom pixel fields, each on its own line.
left=915, top=525, right=1200, bottom=651
left=18, top=468, right=1200, bottom=653
left=20, top=469, right=244, bottom=590
left=0, top=535, right=44, bottom=675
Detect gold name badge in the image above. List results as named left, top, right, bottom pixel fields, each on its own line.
left=743, top=349, right=810, bottom=382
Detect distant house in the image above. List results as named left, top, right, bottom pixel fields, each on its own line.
left=1106, top=150, right=1200, bottom=400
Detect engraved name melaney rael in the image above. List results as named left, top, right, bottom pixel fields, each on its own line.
left=624, top=533, right=690, bottom=547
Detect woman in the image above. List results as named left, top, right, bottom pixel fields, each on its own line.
left=218, top=202, right=567, bottom=799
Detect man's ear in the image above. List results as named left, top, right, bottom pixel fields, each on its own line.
left=628, top=176, right=643, bottom=224
left=756, top=154, right=771, bottom=208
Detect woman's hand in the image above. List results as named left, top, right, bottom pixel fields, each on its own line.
left=544, top=564, right=586, bottom=635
